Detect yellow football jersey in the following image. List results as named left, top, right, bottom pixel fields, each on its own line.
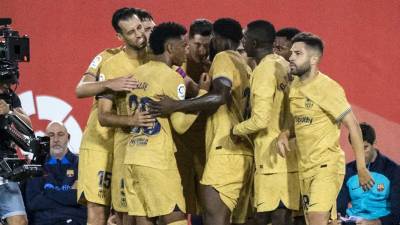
left=79, top=47, right=122, bottom=151
left=205, top=50, right=253, bottom=156
left=124, top=60, right=199, bottom=169
left=289, top=72, right=350, bottom=178
left=233, top=54, right=297, bottom=173
left=100, top=49, right=148, bottom=117
left=99, top=49, right=149, bottom=152
left=99, top=49, right=149, bottom=212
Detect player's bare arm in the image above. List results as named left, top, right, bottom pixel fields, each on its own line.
left=75, top=73, right=139, bottom=98
left=148, top=76, right=230, bottom=116
left=341, top=111, right=375, bottom=191
left=98, top=97, right=155, bottom=128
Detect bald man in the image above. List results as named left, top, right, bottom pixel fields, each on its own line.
left=46, top=122, right=70, bottom=159
left=25, top=122, right=87, bottom=225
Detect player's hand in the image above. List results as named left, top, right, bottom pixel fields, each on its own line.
left=199, top=73, right=211, bottom=91
left=357, top=167, right=375, bottom=191
left=201, top=59, right=211, bottom=72
left=0, top=100, right=10, bottom=115
left=105, top=75, right=139, bottom=92
left=147, top=95, right=179, bottom=117
left=129, top=110, right=156, bottom=127
left=356, top=219, right=382, bottom=225
left=276, top=131, right=291, bottom=158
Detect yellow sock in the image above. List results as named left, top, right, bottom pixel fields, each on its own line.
left=167, top=219, right=187, bottom=225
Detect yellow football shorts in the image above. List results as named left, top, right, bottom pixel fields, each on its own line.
left=111, top=132, right=130, bottom=212
left=299, top=167, right=344, bottom=220
left=200, top=154, right=253, bottom=212
left=124, top=164, right=186, bottom=217
left=231, top=166, right=254, bottom=224
left=254, top=172, right=300, bottom=212
left=77, top=148, right=113, bottom=206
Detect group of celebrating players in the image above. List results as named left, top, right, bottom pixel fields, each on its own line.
left=75, top=7, right=374, bottom=225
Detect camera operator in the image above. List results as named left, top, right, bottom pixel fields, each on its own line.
left=0, top=73, right=30, bottom=225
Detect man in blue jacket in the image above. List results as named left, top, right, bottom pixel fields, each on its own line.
left=337, top=122, right=400, bottom=225
left=25, top=122, right=87, bottom=225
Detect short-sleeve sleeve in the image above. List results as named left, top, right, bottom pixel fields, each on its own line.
left=321, top=83, right=351, bottom=122
left=209, top=52, right=235, bottom=84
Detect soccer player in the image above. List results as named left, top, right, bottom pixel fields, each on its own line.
left=232, top=20, right=300, bottom=225
left=135, top=8, right=156, bottom=42
left=173, top=18, right=212, bottom=216
left=96, top=7, right=155, bottom=225
left=122, top=22, right=205, bottom=225
left=276, top=32, right=374, bottom=225
left=75, top=7, right=145, bottom=225
left=273, top=27, right=301, bottom=61
left=148, top=18, right=253, bottom=225
left=273, top=26, right=305, bottom=225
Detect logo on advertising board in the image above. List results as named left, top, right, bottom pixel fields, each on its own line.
left=19, top=91, right=82, bottom=154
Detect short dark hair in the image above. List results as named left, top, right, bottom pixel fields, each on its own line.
left=348, top=122, right=376, bottom=145
left=135, top=8, right=153, bottom=22
left=149, top=22, right=187, bottom=55
left=360, top=122, right=376, bottom=145
left=292, top=32, right=324, bottom=54
left=111, top=7, right=137, bottom=33
left=213, top=18, right=243, bottom=43
left=246, top=20, right=276, bottom=47
left=276, top=27, right=301, bottom=40
left=189, top=19, right=212, bottom=38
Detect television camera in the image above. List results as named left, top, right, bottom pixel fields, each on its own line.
left=0, top=18, right=49, bottom=181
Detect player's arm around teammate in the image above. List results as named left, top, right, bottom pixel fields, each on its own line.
left=75, top=54, right=139, bottom=98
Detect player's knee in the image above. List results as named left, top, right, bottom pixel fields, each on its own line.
left=161, top=210, right=186, bottom=225
left=87, top=204, right=109, bottom=224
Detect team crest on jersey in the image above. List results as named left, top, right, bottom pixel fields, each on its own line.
left=305, top=98, right=314, bottom=109
left=177, top=84, right=186, bottom=100
left=279, top=82, right=287, bottom=91
left=377, top=183, right=385, bottom=192
left=66, top=169, right=74, bottom=177
left=89, top=55, right=102, bottom=69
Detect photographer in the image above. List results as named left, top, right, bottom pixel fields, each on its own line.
left=0, top=62, right=30, bottom=225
